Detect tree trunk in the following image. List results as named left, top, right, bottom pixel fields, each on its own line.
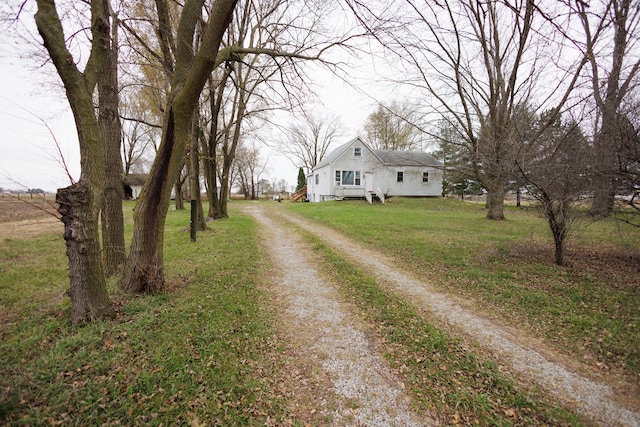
left=589, top=116, right=618, bottom=217
left=216, top=157, right=232, bottom=218
left=553, top=231, right=565, bottom=266
left=123, top=107, right=182, bottom=293
left=36, top=0, right=114, bottom=323
left=58, top=183, right=115, bottom=324
left=188, top=112, right=206, bottom=230
left=99, top=8, right=126, bottom=275
left=174, top=173, right=185, bottom=210
left=486, top=182, right=506, bottom=220
left=547, top=204, right=568, bottom=267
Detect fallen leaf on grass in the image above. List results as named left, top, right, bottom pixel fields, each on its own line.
left=503, top=408, right=516, bottom=417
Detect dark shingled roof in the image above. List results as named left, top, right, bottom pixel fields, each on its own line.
left=124, top=174, right=148, bottom=186
left=373, top=149, right=442, bottom=166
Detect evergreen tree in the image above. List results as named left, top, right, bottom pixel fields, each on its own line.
left=296, top=167, right=307, bottom=191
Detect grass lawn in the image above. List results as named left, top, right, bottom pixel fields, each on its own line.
left=1, top=197, right=637, bottom=425
left=286, top=197, right=640, bottom=384
left=0, top=202, right=293, bottom=426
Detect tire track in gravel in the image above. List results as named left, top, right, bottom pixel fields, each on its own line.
left=244, top=205, right=435, bottom=427
left=268, top=206, right=640, bottom=427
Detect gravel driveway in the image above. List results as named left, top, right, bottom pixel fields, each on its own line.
left=245, top=203, right=640, bottom=427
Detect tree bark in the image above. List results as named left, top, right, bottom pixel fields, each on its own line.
left=123, top=0, right=237, bottom=293
left=545, top=199, right=569, bottom=267
left=58, top=183, right=115, bottom=323
left=99, top=6, right=126, bottom=275
left=485, top=181, right=506, bottom=220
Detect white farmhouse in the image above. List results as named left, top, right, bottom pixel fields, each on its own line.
left=306, top=137, right=443, bottom=203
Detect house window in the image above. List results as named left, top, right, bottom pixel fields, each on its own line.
left=422, top=172, right=429, bottom=182
left=354, top=147, right=362, bottom=157
left=342, top=170, right=355, bottom=185
left=315, top=174, right=319, bottom=185
left=335, top=170, right=361, bottom=186
left=397, top=171, right=404, bottom=182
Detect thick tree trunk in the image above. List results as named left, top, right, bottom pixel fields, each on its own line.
left=553, top=232, right=565, bottom=266
left=123, top=108, right=182, bottom=293
left=485, top=182, right=506, bottom=220
left=589, top=118, right=618, bottom=217
left=99, top=11, right=126, bottom=275
left=58, top=182, right=115, bottom=324
left=548, top=206, right=568, bottom=267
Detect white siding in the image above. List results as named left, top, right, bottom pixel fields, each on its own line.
left=375, top=166, right=443, bottom=197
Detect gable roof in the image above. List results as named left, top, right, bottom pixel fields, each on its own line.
left=373, top=150, right=442, bottom=167
left=314, top=137, right=379, bottom=169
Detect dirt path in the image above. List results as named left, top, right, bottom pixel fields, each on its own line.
left=245, top=205, right=435, bottom=426
left=247, top=204, right=640, bottom=427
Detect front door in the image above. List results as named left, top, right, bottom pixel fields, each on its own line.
left=364, top=171, right=374, bottom=193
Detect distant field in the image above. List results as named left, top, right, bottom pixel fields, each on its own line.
left=0, top=195, right=58, bottom=223
left=286, top=197, right=640, bottom=385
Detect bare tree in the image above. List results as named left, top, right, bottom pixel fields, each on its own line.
left=347, top=0, right=590, bottom=220
left=233, top=141, right=267, bottom=199
left=279, top=112, right=341, bottom=173
left=516, top=110, right=591, bottom=266
left=364, top=101, right=422, bottom=151
left=202, top=0, right=346, bottom=218
left=34, top=0, right=115, bottom=323
left=122, top=0, right=361, bottom=291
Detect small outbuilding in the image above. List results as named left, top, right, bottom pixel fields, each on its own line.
left=306, top=137, right=443, bottom=203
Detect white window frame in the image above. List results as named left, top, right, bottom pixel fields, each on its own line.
left=422, top=172, right=429, bottom=182
left=315, top=174, right=319, bottom=185
left=397, top=171, right=404, bottom=182
left=354, top=147, right=362, bottom=157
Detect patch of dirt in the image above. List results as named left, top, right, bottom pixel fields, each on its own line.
left=0, top=197, right=59, bottom=223
left=503, top=241, right=640, bottom=281
left=0, top=198, right=61, bottom=240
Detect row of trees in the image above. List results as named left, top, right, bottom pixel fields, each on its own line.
left=30, top=0, right=355, bottom=323
left=348, top=0, right=639, bottom=219
left=26, top=0, right=640, bottom=322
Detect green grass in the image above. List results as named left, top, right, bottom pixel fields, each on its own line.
left=0, top=203, right=293, bottom=426
left=1, top=197, right=637, bottom=425
left=306, top=235, right=580, bottom=425
left=286, top=198, right=640, bottom=381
